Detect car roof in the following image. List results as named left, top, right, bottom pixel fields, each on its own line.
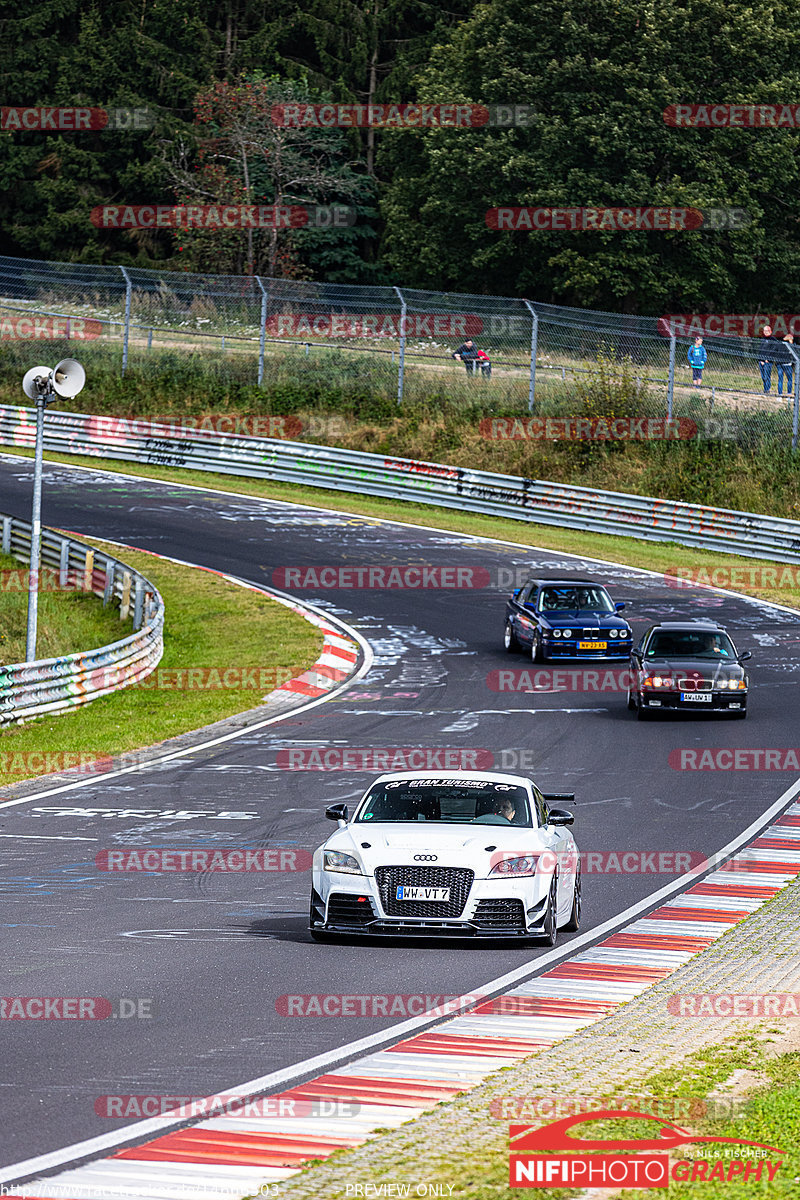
left=366, top=769, right=535, bottom=788
left=526, top=578, right=606, bottom=588
left=646, top=620, right=729, bottom=633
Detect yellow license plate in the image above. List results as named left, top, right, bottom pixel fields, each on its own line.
left=579, top=641, right=607, bottom=649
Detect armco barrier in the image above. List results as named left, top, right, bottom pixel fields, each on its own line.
left=0, top=511, right=164, bottom=724
left=1, top=404, right=800, bottom=563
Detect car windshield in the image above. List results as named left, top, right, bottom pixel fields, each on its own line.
left=537, top=585, right=614, bottom=613
left=355, top=780, right=533, bottom=827
left=645, top=630, right=736, bottom=660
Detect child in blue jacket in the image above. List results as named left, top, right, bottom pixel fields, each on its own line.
left=687, top=337, right=707, bottom=387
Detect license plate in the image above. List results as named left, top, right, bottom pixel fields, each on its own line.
left=680, top=692, right=712, bottom=703
left=396, top=886, right=450, bottom=902
left=579, top=641, right=607, bottom=650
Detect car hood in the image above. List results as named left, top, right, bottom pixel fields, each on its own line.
left=534, top=611, right=629, bottom=630
left=640, top=657, right=746, bottom=678
left=322, top=822, right=553, bottom=874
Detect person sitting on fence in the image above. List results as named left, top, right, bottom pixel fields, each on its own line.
left=452, top=339, right=491, bottom=377
left=687, top=336, right=707, bottom=388
left=776, top=334, right=795, bottom=398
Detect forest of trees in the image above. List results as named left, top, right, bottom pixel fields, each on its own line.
left=1, top=0, right=799, bottom=312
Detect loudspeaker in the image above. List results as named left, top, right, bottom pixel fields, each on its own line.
left=52, top=358, right=86, bottom=399
left=22, top=366, right=53, bottom=400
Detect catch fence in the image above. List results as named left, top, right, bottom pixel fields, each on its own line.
left=0, top=255, right=798, bottom=447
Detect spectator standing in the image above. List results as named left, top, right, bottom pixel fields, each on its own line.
left=776, top=334, right=795, bottom=397
left=758, top=324, right=780, bottom=394
left=452, top=339, right=480, bottom=375
left=687, top=336, right=707, bottom=387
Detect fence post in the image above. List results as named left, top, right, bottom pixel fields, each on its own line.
left=393, top=286, right=406, bottom=403
left=523, top=301, right=538, bottom=414
left=256, top=277, right=268, bottom=385
left=119, top=267, right=132, bottom=377
left=790, top=346, right=800, bottom=451
left=667, top=334, right=676, bottom=420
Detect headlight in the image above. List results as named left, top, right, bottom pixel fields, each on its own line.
left=553, top=629, right=561, bottom=638
left=323, top=850, right=362, bottom=874
left=561, top=629, right=572, bottom=638
left=609, top=629, right=618, bottom=639
left=644, top=674, right=674, bottom=689
left=719, top=678, right=747, bottom=690
left=489, top=854, right=540, bottom=877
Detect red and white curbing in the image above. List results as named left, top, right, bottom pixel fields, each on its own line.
left=265, top=611, right=360, bottom=702
left=18, top=801, right=800, bottom=1200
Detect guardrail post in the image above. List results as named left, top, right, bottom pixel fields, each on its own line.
left=393, top=286, right=406, bottom=403
left=120, top=571, right=132, bottom=620
left=84, top=548, right=95, bottom=591
left=523, top=301, right=538, bottom=414
left=103, top=561, right=114, bottom=607
left=790, top=346, right=800, bottom=451
left=59, top=540, right=70, bottom=589
left=256, top=277, right=268, bottom=385
left=2, top=516, right=11, bottom=555
left=133, top=578, right=144, bottom=630
left=667, top=334, right=677, bottom=420
left=120, top=267, right=132, bottom=378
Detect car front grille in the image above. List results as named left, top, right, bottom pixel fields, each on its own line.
left=678, top=678, right=713, bottom=690
left=375, top=866, right=474, bottom=918
left=473, top=898, right=526, bottom=929
left=327, top=893, right=377, bottom=925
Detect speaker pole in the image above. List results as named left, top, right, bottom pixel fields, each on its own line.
left=25, top=378, right=50, bottom=661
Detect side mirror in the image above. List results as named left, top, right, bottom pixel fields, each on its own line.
left=631, top=649, right=642, bottom=664
left=547, top=808, right=574, bottom=826
left=615, top=601, right=626, bottom=612
left=738, top=651, right=752, bottom=662
left=542, top=792, right=575, bottom=807
left=325, top=803, right=349, bottom=824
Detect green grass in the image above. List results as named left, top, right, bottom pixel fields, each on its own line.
left=0, top=538, right=322, bottom=786
left=0, top=549, right=134, bottom=664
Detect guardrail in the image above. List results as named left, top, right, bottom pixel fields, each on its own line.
left=0, top=509, right=164, bottom=724
left=1, top=403, right=799, bottom=564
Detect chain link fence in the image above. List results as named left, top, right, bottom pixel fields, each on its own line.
left=0, top=254, right=798, bottom=448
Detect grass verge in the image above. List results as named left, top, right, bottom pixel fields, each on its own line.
left=0, top=537, right=322, bottom=787
left=0, top=549, right=134, bottom=664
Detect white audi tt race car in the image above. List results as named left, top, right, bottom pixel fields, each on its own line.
left=309, top=770, right=580, bottom=942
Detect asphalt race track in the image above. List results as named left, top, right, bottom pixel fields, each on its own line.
left=1, top=454, right=799, bottom=1171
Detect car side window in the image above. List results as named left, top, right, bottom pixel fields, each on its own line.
left=531, top=786, right=547, bottom=827
left=518, top=583, right=532, bottom=605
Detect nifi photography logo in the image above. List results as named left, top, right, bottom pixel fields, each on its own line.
left=509, top=1109, right=784, bottom=1189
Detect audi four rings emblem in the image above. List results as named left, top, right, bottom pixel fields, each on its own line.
left=413, top=854, right=438, bottom=861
